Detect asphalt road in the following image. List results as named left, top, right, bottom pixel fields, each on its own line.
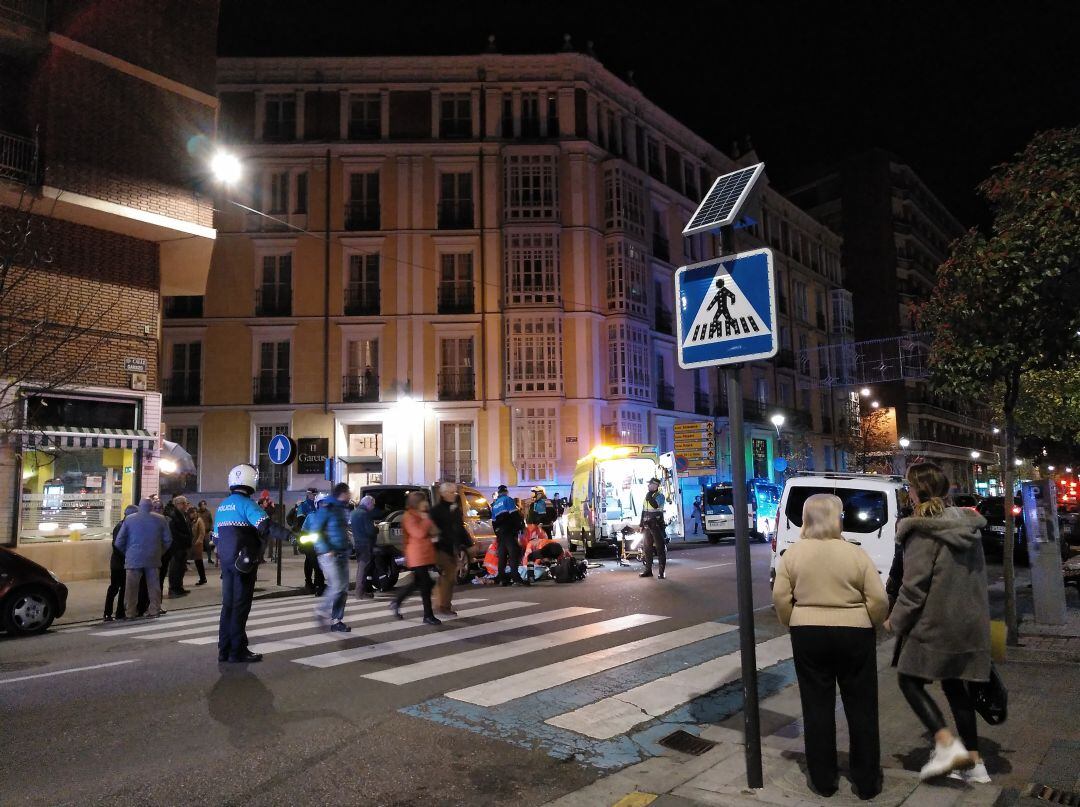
left=0, top=542, right=782, bottom=807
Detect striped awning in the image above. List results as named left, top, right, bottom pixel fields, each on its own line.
left=22, top=427, right=157, bottom=450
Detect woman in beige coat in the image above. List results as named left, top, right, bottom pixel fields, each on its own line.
left=772, top=493, right=889, bottom=800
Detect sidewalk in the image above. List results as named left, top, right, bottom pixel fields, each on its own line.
left=56, top=552, right=312, bottom=625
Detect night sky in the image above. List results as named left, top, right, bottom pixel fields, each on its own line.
left=219, top=0, right=1078, bottom=226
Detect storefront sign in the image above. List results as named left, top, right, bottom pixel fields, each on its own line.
left=565, top=436, right=578, bottom=443
left=296, top=437, right=329, bottom=475
left=124, top=357, right=148, bottom=373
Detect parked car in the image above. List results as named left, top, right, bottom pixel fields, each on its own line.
left=975, top=496, right=1027, bottom=564
left=0, top=546, right=68, bottom=636
left=361, top=482, right=496, bottom=584
left=770, top=472, right=910, bottom=588
left=952, top=492, right=982, bottom=509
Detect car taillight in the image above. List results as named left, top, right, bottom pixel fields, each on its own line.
left=1011, top=505, right=1022, bottom=516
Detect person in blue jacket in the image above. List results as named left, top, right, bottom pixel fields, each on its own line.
left=349, top=494, right=382, bottom=600
left=305, top=482, right=353, bottom=632
left=114, top=499, right=172, bottom=618
left=492, top=485, right=527, bottom=586
left=213, top=464, right=293, bottom=663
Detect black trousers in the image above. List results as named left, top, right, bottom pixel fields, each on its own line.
left=897, top=674, right=978, bottom=752
left=167, top=548, right=187, bottom=593
left=394, top=566, right=434, bottom=619
left=218, top=566, right=257, bottom=658
left=303, top=548, right=325, bottom=589
left=790, top=626, right=882, bottom=797
left=642, top=519, right=666, bottom=573
left=193, top=558, right=207, bottom=583
left=495, top=530, right=523, bottom=582
left=104, top=567, right=126, bottom=618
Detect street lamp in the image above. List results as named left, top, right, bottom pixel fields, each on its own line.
left=992, top=427, right=1001, bottom=435
left=860, top=387, right=871, bottom=397
left=769, top=413, right=785, bottom=437
left=871, top=400, right=880, bottom=409
left=1014, top=458, right=1023, bottom=467
left=970, top=450, right=980, bottom=460
left=210, top=150, right=242, bottom=185
left=1048, top=465, right=1056, bottom=472
left=899, top=437, right=911, bottom=449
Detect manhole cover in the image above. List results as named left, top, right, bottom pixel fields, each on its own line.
left=1025, top=783, right=1080, bottom=805
left=658, top=729, right=717, bottom=756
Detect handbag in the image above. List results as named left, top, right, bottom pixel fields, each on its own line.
left=970, top=664, right=1007, bottom=725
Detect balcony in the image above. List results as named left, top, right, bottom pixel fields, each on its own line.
left=348, top=120, right=380, bottom=140
left=342, top=373, right=378, bottom=403
left=770, top=405, right=813, bottom=431
left=656, top=382, right=675, bottom=411
left=831, top=319, right=854, bottom=338
left=440, top=458, right=476, bottom=485
left=438, top=201, right=474, bottom=229
left=713, top=398, right=729, bottom=418
left=253, top=374, right=290, bottom=405
left=652, top=234, right=670, bottom=263
left=255, top=288, right=291, bottom=317
left=162, top=376, right=201, bottom=406
left=0, top=128, right=38, bottom=185
left=344, top=201, right=380, bottom=231
left=694, top=390, right=711, bottom=416
left=163, top=295, right=203, bottom=318
left=777, top=349, right=795, bottom=369
left=344, top=285, right=380, bottom=316
left=743, top=399, right=766, bottom=422
left=654, top=306, right=674, bottom=335
left=438, top=283, right=475, bottom=315
left=438, top=369, right=475, bottom=401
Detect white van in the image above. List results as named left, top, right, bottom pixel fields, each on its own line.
left=769, top=473, right=910, bottom=587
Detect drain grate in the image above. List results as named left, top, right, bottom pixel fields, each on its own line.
left=657, top=729, right=718, bottom=756
left=1025, top=783, right=1080, bottom=805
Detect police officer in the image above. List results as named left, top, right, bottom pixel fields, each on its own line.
left=213, top=464, right=292, bottom=663
left=491, top=485, right=527, bottom=586
left=528, top=486, right=555, bottom=540
left=640, top=478, right=667, bottom=579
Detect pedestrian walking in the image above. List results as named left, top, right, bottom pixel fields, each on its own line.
left=691, top=496, right=702, bottom=535
left=213, top=464, right=293, bottom=663
left=114, top=499, right=172, bottom=619
left=772, top=493, right=889, bottom=800
left=163, top=494, right=192, bottom=598
left=198, top=500, right=215, bottom=565
left=887, top=462, right=992, bottom=783
left=639, top=478, right=667, bottom=579
left=188, top=503, right=208, bottom=585
left=305, top=483, right=353, bottom=632
left=492, top=485, right=527, bottom=586
left=430, top=482, right=471, bottom=616
left=103, top=504, right=138, bottom=621
left=295, top=488, right=324, bottom=593
left=349, top=495, right=381, bottom=599
left=390, top=492, right=440, bottom=625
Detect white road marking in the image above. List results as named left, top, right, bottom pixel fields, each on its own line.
left=367, top=614, right=668, bottom=685
left=91, top=597, right=322, bottom=636
left=239, top=601, right=544, bottom=655
left=693, top=562, right=733, bottom=570
left=447, top=621, right=736, bottom=706
left=545, top=634, right=793, bottom=739
left=295, top=606, right=601, bottom=669
left=0, top=659, right=138, bottom=685
left=177, top=597, right=487, bottom=644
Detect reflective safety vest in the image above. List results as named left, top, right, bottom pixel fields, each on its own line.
left=643, top=491, right=665, bottom=519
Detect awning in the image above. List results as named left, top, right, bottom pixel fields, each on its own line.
left=22, top=427, right=157, bottom=450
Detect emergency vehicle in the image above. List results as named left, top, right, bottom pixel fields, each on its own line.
left=701, top=477, right=781, bottom=543
left=566, top=444, right=684, bottom=553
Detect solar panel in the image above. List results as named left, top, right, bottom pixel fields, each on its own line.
left=682, top=163, right=765, bottom=236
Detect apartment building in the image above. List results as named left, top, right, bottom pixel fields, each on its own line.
left=0, top=0, right=219, bottom=578
left=789, top=149, right=997, bottom=491
left=167, top=52, right=845, bottom=505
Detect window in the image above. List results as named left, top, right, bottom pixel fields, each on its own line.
left=256, top=424, right=289, bottom=486
left=683, top=162, right=699, bottom=200
left=257, top=254, right=292, bottom=316
left=520, top=92, right=540, bottom=137
left=348, top=93, right=381, bottom=139
left=797, top=331, right=810, bottom=375
left=269, top=171, right=289, bottom=214
left=646, top=137, right=663, bottom=180
left=439, top=93, right=472, bottom=139
left=344, top=338, right=379, bottom=402
left=778, top=380, right=792, bottom=408
left=440, top=421, right=474, bottom=483
left=294, top=172, right=308, bottom=214
left=792, top=279, right=809, bottom=323
left=345, top=253, right=380, bottom=315
left=815, top=290, right=827, bottom=329
left=346, top=172, right=380, bottom=230
left=784, top=486, right=888, bottom=534
left=165, top=425, right=199, bottom=494
left=165, top=342, right=201, bottom=406
left=439, top=253, right=474, bottom=314
left=504, top=154, right=559, bottom=220
left=657, top=426, right=672, bottom=454
left=506, top=316, right=562, bottom=395
left=514, top=406, right=558, bottom=483
left=438, top=172, right=474, bottom=229
left=546, top=92, right=559, bottom=137
left=608, top=322, right=651, bottom=399
left=603, top=166, right=646, bottom=239
left=501, top=93, right=513, bottom=137
left=255, top=342, right=290, bottom=404
left=780, top=325, right=792, bottom=350
left=651, top=208, right=669, bottom=261
left=755, top=377, right=768, bottom=406
left=605, top=239, right=646, bottom=317
left=504, top=232, right=560, bottom=305
left=613, top=408, right=646, bottom=443
left=824, top=445, right=835, bottom=471
left=438, top=337, right=475, bottom=400
left=263, top=94, right=296, bottom=141
left=831, top=288, right=853, bottom=335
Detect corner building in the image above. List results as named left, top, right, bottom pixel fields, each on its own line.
left=172, top=53, right=846, bottom=503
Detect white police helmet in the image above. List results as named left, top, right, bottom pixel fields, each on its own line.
left=227, top=464, right=259, bottom=493
left=314, top=492, right=330, bottom=507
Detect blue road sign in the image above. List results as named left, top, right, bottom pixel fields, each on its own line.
left=675, top=248, right=778, bottom=369
left=267, top=433, right=296, bottom=466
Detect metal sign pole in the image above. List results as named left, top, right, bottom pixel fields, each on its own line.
left=276, top=471, right=285, bottom=586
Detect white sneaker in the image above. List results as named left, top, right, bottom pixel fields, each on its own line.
left=920, top=738, right=974, bottom=780
left=948, top=761, right=991, bottom=784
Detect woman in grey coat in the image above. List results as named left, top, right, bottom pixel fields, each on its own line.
left=887, top=462, right=992, bottom=783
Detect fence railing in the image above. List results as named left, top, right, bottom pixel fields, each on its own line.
left=438, top=369, right=475, bottom=401
left=342, top=374, right=378, bottom=403
left=253, top=374, right=290, bottom=405
left=0, top=128, right=38, bottom=185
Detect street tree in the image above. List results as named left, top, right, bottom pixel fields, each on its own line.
left=837, top=403, right=895, bottom=473
left=919, top=126, right=1080, bottom=645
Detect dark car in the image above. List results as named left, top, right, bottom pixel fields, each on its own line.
left=0, top=546, right=68, bottom=636
left=975, top=496, right=1027, bottom=564
left=952, top=493, right=982, bottom=509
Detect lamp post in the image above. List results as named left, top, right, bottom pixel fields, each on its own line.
left=210, top=151, right=242, bottom=185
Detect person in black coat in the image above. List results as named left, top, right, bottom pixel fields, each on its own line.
left=103, top=505, right=138, bottom=621
left=164, top=495, right=193, bottom=597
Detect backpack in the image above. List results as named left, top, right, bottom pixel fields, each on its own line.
left=554, top=556, right=586, bottom=584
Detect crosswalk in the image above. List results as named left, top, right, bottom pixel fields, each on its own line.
left=89, top=593, right=795, bottom=764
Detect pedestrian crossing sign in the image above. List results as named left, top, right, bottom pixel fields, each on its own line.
left=675, top=248, right=778, bottom=369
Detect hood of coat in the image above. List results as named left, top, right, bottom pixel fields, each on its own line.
left=897, top=506, right=986, bottom=550
left=138, top=499, right=153, bottom=515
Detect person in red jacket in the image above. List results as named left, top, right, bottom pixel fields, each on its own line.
left=390, top=492, right=441, bottom=625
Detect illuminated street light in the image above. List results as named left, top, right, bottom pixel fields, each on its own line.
left=871, top=400, right=880, bottom=409
left=1067, top=467, right=1073, bottom=474
left=899, top=437, right=911, bottom=449
left=158, top=458, right=178, bottom=474
left=992, top=427, right=1001, bottom=435
left=210, top=150, right=242, bottom=184
left=970, top=450, right=980, bottom=460
left=769, top=413, right=785, bottom=437
left=1014, top=458, right=1023, bottom=467
left=860, top=387, right=871, bottom=397
left=1048, top=465, right=1056, bottom=472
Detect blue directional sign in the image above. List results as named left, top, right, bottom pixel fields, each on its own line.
left=675, top=248, right=778, bottom=369
left=267, top=433, right=297, bottom=466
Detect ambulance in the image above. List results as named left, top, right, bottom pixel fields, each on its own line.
left=566, top=444, right=684, bottom=553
